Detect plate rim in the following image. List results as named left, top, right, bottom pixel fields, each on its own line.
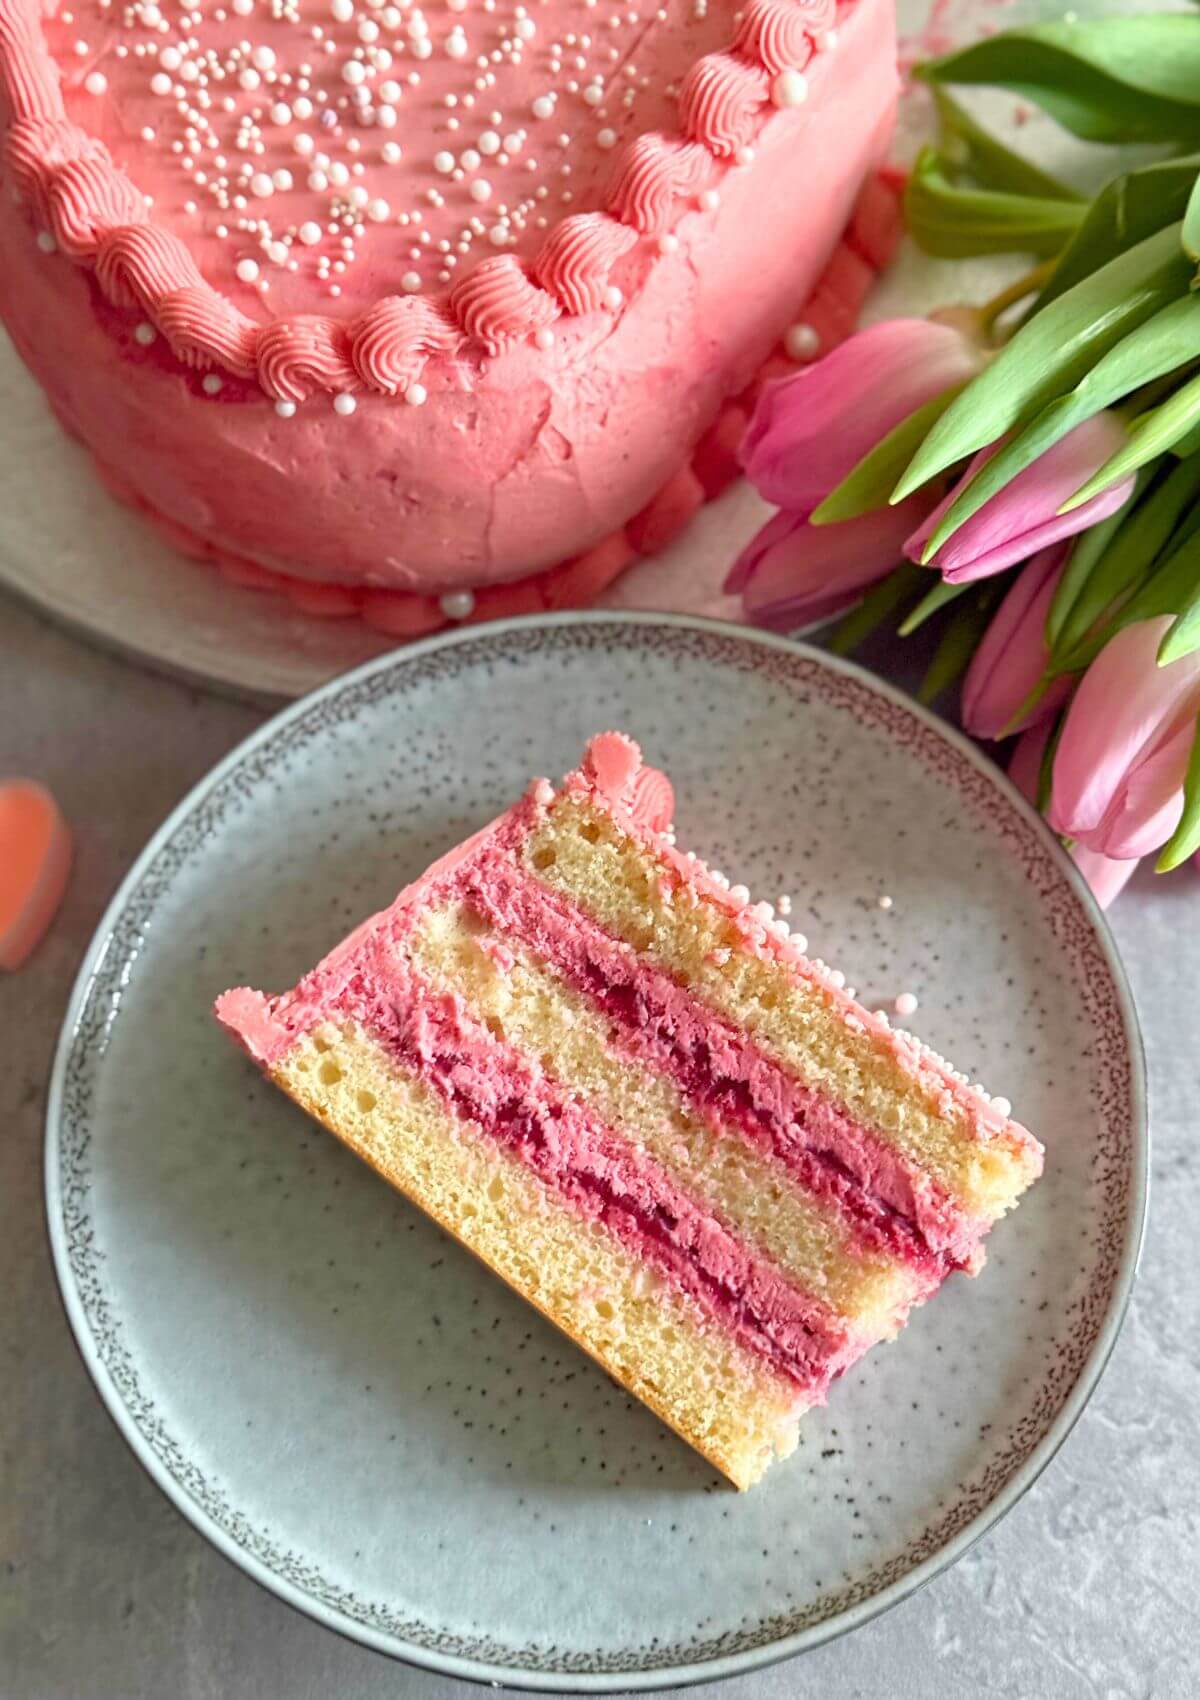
left=43, top=609, right=1149, bottom=1694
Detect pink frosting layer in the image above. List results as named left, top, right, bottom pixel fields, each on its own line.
left=458, top=852, right=968, bottom=1268
left=329, top=952, right=863, bottom=1393
left=0, top=0, right=898, bottom=589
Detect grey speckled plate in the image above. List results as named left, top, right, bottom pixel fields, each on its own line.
left=46, top=614, right=1146, bottom=1692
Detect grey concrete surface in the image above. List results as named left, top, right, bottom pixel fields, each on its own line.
left=2, top=597, right=1196, bottom=1700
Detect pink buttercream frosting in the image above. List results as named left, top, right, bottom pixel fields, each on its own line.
left=0, top=0, right=899, bottom=591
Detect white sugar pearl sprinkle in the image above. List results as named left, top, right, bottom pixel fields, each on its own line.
left=333, top=393, right=357, bottom=414
left=785, top=321, right=820, bottom=361
left=275, top=399, right=297, bottom=417
left=440, top=590, right=475, bottom=619
left=83, top=70, right=107, bottom=94
left=133, top=321, right=155, bottom=344
left=894, top=992, right=919, bottom=1017
left=771, top=69, right=808, bottom=107
left=405, top=381, right=427, bottom=405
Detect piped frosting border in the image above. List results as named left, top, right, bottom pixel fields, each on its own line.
left=0, top=0, right=849, bottom=401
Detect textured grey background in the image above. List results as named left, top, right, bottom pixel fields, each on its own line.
left=2, top=597, right=1197, bottom=1699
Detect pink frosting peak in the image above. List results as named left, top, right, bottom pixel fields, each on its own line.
left=95, top=223, right=202, bottom=310
left=679, top=53, right=771, bottom=158
left=580, top=732, right=676, bottom=831
left=532, top=212, right=638, bottom=315
left=47, top=156, right=147, bottom=258
left=604, top=133, right=711, bottom=234
left=350, top=297, right=460, bottom=396
left=5, top=117, right=102, bottom=213
left=256, top=315, right=356, bottom=401
left=449, top=256, right=560, bottom=356
left=158, top=288, right=260, bottom=378
left=733, top=0, right=821, bottom=74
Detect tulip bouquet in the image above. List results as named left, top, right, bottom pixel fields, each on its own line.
left=729, top=10, right=1200, bottom=905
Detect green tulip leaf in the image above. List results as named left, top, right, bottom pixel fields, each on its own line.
left=1156, top=711, right=1200, bottom=870
left=812, top=387, right=965, bottom=526
left=918, top=583, right=1005, bottom=705
left=1037, top=711, right=1066, bottom=814
left=825, top=562, right=926, bottom=656
left=1170, top=417, right=1200, bottom=459
left=905, top=147, right=1086, bottom=260
left=1184, top=173, right=1200, bottom=263
left=929, top=86, right=1084, bottom=203
left=893, top=223, right=1192, bottom=502
left=917, top=19, right=1200, bottom=145
left=920, top=297, right=1200, bottom=560
left=1045, top=483, right=1147, bottom=650
left=1048, top=459, right=1195, bottom=656
left=1157, top=578, right=1200, bottom=664
left=1053, top=526, right=1200, bottom=674
left=897, top=575, right=970, bottom=636
left=1036, top=156, right=1200, bottom=311
left=1061, top=367, right=1200, bottom=511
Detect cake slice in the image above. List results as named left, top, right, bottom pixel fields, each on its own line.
left=216, top=733, right=1043, bottom=1488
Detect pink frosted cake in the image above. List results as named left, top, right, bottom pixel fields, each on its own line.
left=0, top=0, right=898, bottom=635
left=216, top=733, right=1043, bottom=1488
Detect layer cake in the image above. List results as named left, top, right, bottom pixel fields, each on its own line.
left=0, top=0, right=898, bottom=631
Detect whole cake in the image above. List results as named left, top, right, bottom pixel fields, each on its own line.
left=216, top=733, right=1043, bottom=1487
left=0, top=0, right=898, bottom=634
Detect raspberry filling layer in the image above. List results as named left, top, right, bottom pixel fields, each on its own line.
left=456, top=854, right=982, bottom=1268
left=326, top=959, right=865, bottom=1397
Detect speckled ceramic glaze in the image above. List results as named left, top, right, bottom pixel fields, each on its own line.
left=46, top=615, right=1146, bottom=1692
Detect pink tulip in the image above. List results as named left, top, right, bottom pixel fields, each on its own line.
left=727, top=495, right=934, bottom=628
left=906, top=414, right=1135, bottom=585
left=739, top=318, right=982, bottom=513
left=960, top=546, right=1072, bottom=740
left=1009, top=724, right=1139, bottom=908
left=1048, top=616, right=1200, bottom=860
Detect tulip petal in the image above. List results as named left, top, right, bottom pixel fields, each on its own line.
left=1084, top=721, right=1192, bottom=859
left=1009, top=725, right=1138, bottom=906
left=732, top=497, right=934, bottom=630
left=961, top=545, right=1070, bottom=739
left=741, top=319, right=981, bottom=511
left=1049, top=616, right=1200, bottom=851
left=907, top=415, right=1135, bottom=584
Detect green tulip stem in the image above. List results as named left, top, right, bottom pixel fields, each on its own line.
left=978, top=259, right=1059, bottom=334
